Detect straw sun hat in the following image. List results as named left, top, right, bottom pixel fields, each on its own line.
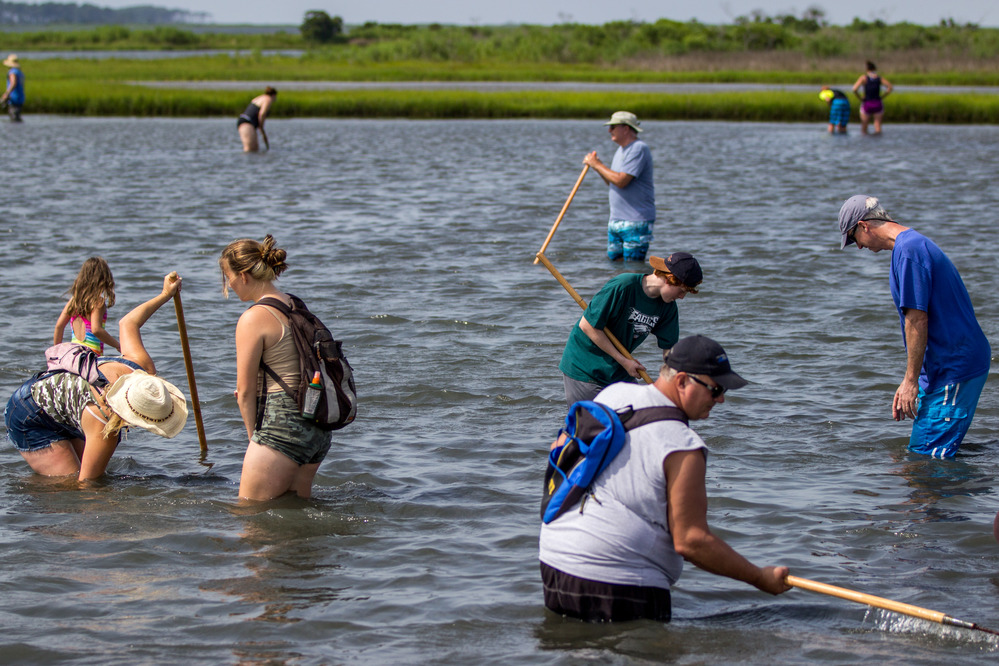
left=3, top=54, right=19, bottom=68
left=104, top=370, right=188, bottom=438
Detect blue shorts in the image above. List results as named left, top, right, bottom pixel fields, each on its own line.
left=5, top=374, right=85, bottom=452
left=607, top=219, right=654, bottom=261
left=829, top=99, right=850, bottom=127
left=908, top=371, right=988, bottom=458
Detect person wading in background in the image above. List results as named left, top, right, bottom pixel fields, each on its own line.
left=583, top=111, right=656, bottom=261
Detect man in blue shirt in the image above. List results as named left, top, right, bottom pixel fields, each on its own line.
left=839, top=195, right=991, bottom=458
left=583, top=111, right=655, bottom=262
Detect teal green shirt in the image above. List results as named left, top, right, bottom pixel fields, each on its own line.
left=559, top=272, right=679, bottom=386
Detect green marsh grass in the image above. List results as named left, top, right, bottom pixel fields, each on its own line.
left=29, top=78, right=999, bottom=124
left=17, top=50, right=999, bottom=123
left=26, top=55, right=999, bottom=86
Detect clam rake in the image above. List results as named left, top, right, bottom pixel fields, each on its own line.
left=787, top=575, right=999, bottom=637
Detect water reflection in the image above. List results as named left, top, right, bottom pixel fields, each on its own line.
left=890, top=449, right=996, bottom=523
left=203, top=500, right=365, bottom=622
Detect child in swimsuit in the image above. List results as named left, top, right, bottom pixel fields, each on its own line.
left=53, top=257, right=120, bottom=354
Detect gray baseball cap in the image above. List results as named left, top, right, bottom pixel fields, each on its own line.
left=838, top=194, right=893, bottom=249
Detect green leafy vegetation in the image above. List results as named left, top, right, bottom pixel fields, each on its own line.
left=12, top=11, right=999, bottom=122
left=1, top=12, right=996, bottom=68
left=300, top=10, right=344, bottom=45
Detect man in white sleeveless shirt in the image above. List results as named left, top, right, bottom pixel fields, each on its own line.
left=540, top=335, right=791, bottom=622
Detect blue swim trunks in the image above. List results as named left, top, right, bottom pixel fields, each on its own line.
left=829, top=98, right=850, bottom=128
left=607, top=219, right=654, bottom=261
left=908, top=371, right=988, bottom=459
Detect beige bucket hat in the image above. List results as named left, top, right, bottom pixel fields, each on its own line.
left=604, top=110, right=642, bottom=132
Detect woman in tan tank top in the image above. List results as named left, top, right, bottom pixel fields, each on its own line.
left=220, top=235, right=332, bottom=501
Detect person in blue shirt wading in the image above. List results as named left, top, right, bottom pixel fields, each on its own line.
left=583, top=111, right=656, bottom=262
left=1, top=54, right=25, bottom=122
left=559, top=252, right=702, bottom=408
left=838, top=195, right=991, bottom=458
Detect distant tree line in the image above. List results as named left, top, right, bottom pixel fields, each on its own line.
left=0, top=1, right=209, bottom=25
left=300, top=10, right=343, bottom=43
left=329, top=12, right=995, bottom=62
left=3, top=7, right=996, bottom=66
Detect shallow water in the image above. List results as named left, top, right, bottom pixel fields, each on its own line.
left=1, top=117, right=997, bottom=664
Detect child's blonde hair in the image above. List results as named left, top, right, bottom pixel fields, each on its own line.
left=66, top=257, right=116, bottom=317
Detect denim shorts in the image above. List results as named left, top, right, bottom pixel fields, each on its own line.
left=252, top=392, right=333, bottom=466
left=5, top=375, right=85, bottom=452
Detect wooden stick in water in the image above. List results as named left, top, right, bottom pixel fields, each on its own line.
left=171, top=277, right=208, bottom=454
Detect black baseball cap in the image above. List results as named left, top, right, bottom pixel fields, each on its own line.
left=666, top=334, right=748, bottom=390
left=649, top=252, right=702, bottom=288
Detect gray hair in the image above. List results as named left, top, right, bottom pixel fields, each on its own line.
left=861, top=202, right=894, bottom=225
left=659, top=364, right=678, bottom=381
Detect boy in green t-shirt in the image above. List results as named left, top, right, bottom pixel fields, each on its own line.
left=559, top=252, right=702, bottom=407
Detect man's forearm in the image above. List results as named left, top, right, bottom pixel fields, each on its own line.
left=903, top=308, right=929, bottom=382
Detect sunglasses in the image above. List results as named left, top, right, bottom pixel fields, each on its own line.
left=688, top=374, right=726, bottom=399
left=847, top=224, right=860, bottom=244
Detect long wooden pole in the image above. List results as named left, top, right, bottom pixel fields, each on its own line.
left=786, top=575, right=999, bottom=636
left=534, top=165, right=589, bottom=263
left=172, top=283, right=208, bottom=454
left=535, top=251, right=652, bottom=385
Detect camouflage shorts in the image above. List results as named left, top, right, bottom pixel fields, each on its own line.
left=252, top=392, right=333, bottom=465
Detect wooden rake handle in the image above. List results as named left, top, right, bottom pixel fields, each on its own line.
left=785, top=575, right=999, bottom=636
left=534, top=165, right=589, bottom=263
left=172, top=283, right=208, bottom=454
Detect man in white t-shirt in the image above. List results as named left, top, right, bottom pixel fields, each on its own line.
left=539, top=334, right=790, bottom=622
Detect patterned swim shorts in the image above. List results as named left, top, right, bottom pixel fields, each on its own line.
left=607, top=219, right=654, bottom=261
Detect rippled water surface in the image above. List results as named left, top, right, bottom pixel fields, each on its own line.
left=1, top=117, right=998, bottom=664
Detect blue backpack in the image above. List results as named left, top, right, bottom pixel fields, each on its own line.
left=541, top=400, right=687, bottom=524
